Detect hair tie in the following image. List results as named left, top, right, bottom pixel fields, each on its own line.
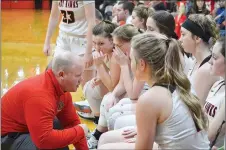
left=166, top=38, right=171, bottom=47
left=138, top=28, right=144, bottom=33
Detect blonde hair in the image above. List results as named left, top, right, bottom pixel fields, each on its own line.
left=131, top=32, right=208, bottom=131
left=148, top=6, right=155, bottom=17
left=188, top=14, right=219, bottom=46
left=112, top=24, right=141, bottom=42
left=133, top=6, right=149, bottom=29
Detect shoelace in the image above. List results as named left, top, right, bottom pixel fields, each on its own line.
left=88, top=136, right=98, bottom=149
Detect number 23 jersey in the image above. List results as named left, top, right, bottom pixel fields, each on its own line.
left=58, top=0, right=94, bottom=36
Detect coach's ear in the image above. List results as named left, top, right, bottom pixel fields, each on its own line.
left=58, top=70, right=65, bottom=81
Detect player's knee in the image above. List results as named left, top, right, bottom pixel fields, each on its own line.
left=98, top=132, right=112, bottom=147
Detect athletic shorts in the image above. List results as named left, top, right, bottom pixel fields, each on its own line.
left=53, top=30, right=94, bottom=70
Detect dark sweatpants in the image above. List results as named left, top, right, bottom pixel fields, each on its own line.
left=1, top=118, right=69, bottom=150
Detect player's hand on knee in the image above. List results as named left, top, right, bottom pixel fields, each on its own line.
left=78, top=124, right=89, bottom=136
left=122, top=127, right=137, bottom=139
left=43, top=43, right=51, bottom=56
left=125, top=136, right=136, bottom=143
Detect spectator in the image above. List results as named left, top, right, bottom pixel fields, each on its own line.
left=214, top=0, right=225, bottom=37
left=150, top=1, right=167, bottom=11
left=175, top=1, right=187, bottom=38
left=116, top=1, right=135, bottom=25
left=187, top=0, right=210, bottom=16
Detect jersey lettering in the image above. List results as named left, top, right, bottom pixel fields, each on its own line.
left=59, top=0, right=78, bottom=8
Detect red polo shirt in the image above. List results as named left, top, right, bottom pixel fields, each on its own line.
left=1, top=69, right=88, bottom=150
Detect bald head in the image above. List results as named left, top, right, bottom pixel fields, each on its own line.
left=52, top=51, right=83, bottom=74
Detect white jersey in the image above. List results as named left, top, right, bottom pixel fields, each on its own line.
left=184, top=56, right=197, bottom=96
left=58, top=0, right=94, bottom=36
left=184, top=55, right=195, bottom=75
left=155, top=91, right=210, bottom=149
left=186, top=56, right=196, bottom=85
left=204, top=79, right=225, bottom=147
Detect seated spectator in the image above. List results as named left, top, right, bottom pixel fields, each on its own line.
left=187, top=0, right=210, bottom=16
left=214, top=0, right=225, bottom=37
left=175, top=1, right=187, bottom=38
left=112, top=1, right=135, bottom=26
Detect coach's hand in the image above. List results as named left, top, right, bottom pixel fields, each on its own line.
left=43, top=42, right=52, bottom=56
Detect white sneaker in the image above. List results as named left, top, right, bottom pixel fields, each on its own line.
left=77, top=111, right=95, bottom=121
left=75, top=100, right=89, bottom=106
left=74, top=100, right=92, bottom=113
left=88, top=134, right=98, bottom=149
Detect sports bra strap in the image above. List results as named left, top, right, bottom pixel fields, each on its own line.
left=152, top=83, right=176, bottom=93
left=153, top=83, right=201, bottom=132
left=199, top=55, right=212, bottom=68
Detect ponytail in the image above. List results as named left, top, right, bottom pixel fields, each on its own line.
left=164, top=39, right=208, bottom=131
left=132, top=32, right=208, bottom=131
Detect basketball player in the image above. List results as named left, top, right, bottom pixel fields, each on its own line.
left=43, top=0, right=96, bottom=86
